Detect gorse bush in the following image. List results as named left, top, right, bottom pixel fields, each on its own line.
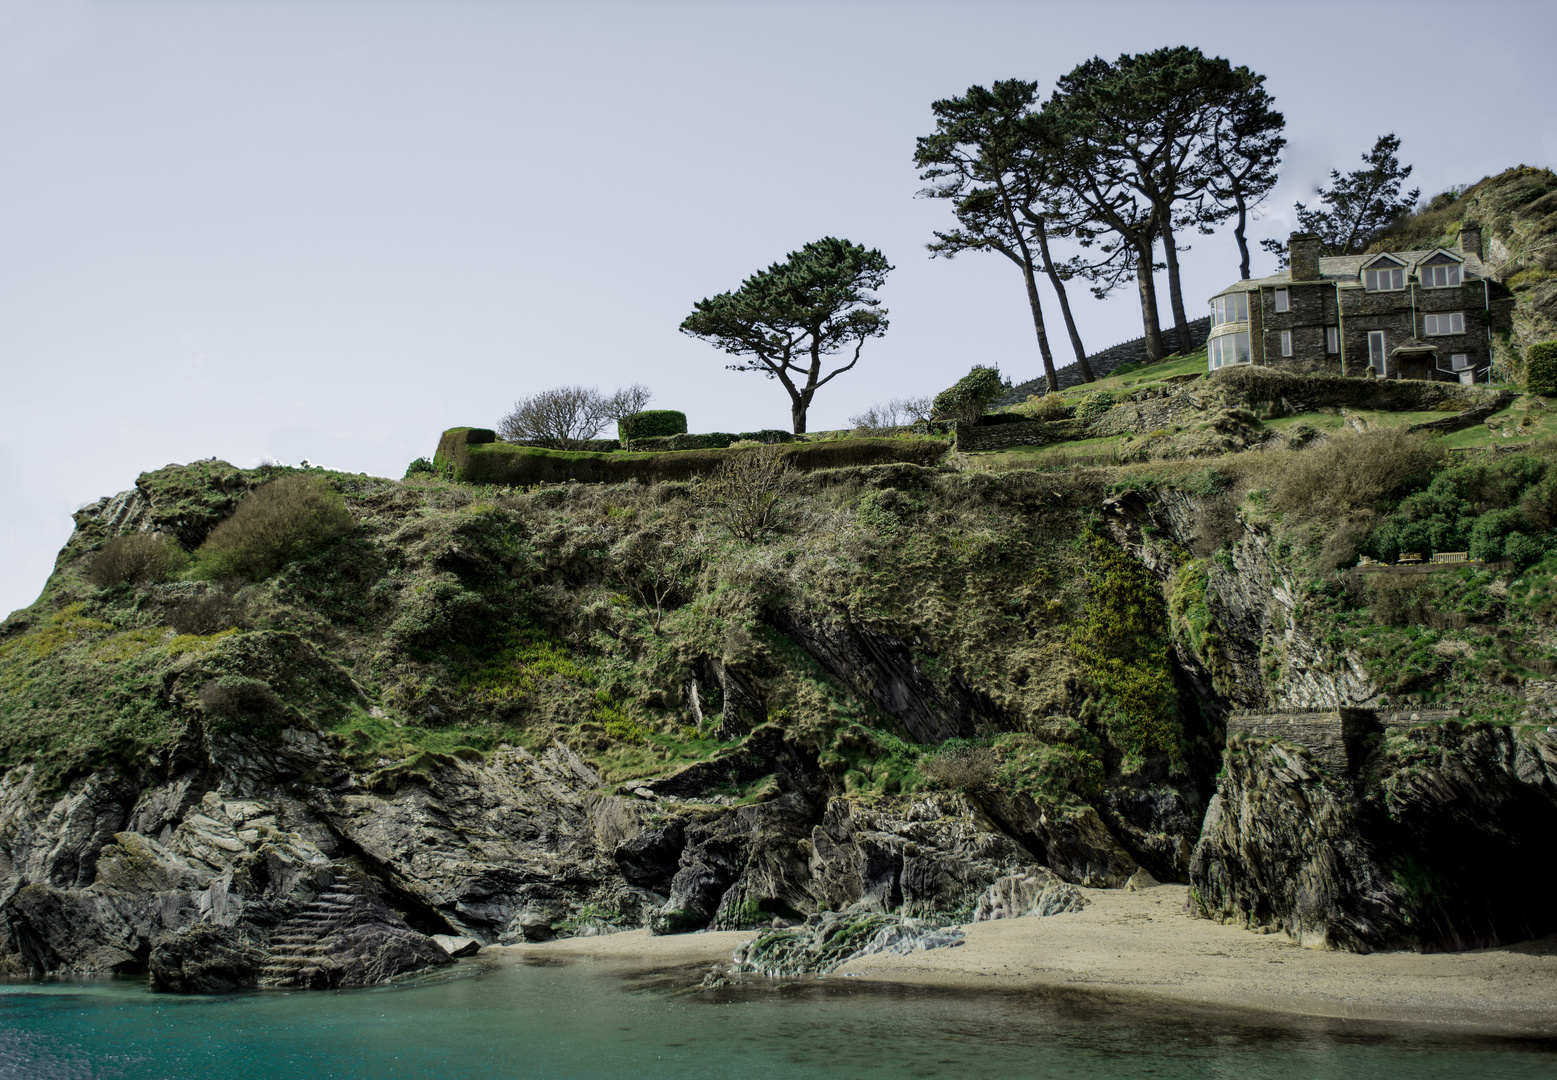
left=1072, top=391, right=1118, bottom=421
left=169, top=590, right=244, bottom=635
left=1527, top=341, right=1557, bottom=397
left=933, top=366, right=1007, bottom=423
left=88, top=533, right=189, bottom=587
left=194, top=475, right=354, bottom=580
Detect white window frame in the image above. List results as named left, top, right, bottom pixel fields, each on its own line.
left=1450, top=354, right=1470, bottom=371
left=1326, top=326, right=1340, bottom=354
left=1208, top=332, right=1252, bottom=370
left=1368, top=331, right=1387, bottom=373
left=1423, top=312, right=1465, bottom=336
left=1421, top=263, right=1462, bottom=288
left=1274, top=288, right=1290, bottom=313
left=1279, top=330, right=1293, bottom=357
left=1364, top=266, right=1405, bottom=291
left=1211, top=293, right=1249, bottom=327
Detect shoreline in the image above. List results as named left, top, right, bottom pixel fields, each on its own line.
left=510, top=885, right=1557, bottom=1037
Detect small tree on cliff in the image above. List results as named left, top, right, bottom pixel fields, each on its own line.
left=680, top=238, right=891, bottom=434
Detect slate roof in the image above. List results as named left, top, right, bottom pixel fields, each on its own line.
left=1212, top=248, right=1488, bottom=298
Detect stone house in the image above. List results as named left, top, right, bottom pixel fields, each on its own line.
left=1206, top=226, right=1493, bottom=382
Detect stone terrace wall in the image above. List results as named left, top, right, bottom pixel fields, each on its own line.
left=999, top=316, right=1211, bottom=403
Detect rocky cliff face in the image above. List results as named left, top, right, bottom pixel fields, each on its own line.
left=5, top=445, right=1555, bottom=986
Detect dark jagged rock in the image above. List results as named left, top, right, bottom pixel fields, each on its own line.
left=149, top=924, right=267, bottom=992
left=974, top=790, right=1137, bottom=889
left=256, top=889, right=453, bottom=989
left=972, top=867, right=1088, bottom=921
left=770, top=610, right=995, bottom=743
left=729, top=908, right=965, bottom=977
left=1191, top=725, right=1557, bottom=951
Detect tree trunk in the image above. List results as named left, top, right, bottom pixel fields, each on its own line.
left=791, top=397, right=807, bottom=434
left=1234, top=192, right=1251, bottom=280
left=1031, top=221, right=1094, bottom=383
left=1158, top=216, right=1193, bottom=354
left=1136, top=238, right=1167, bottom=362
left=1021, top=265, right=1060, bottom=392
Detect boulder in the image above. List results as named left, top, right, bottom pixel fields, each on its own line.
left=973, top=867, right=1088, bottom=921
left=431, top=935, right=480, bottom=958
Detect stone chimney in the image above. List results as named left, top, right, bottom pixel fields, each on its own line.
left=1458, top=222, right=1482, bottom=258
left=1288, top=232, right=1321, bottom=281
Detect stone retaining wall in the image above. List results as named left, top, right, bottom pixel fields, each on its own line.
left=1227, top=706, right=1463, bottom=774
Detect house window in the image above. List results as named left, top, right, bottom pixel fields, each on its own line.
left=1421, top=264, right=1461, bottom=288
left=1368, top=331, right=1387, bottom=373
left=1280, top=330, right=1293, bottom=357
left=1364, top=266, right=1405, bottom=291
left=1274, top=288, right=1290, bottom=313
left=1212, top=293, right=1249, bottom=327
left=1208, top=332, right=1251, bottom=370
left=1423, top=312, right=1465, bottom=336
left=1326, top=326, right=1340, bottom=354
left=1451, top=354, right=1470, bottom=371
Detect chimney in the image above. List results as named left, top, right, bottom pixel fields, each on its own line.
left=1458, top=223, right=1482, bottom=258
left=1288, top=232, right=1321, bottom=281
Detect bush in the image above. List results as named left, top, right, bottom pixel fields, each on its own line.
left=1527, top=341, right=1557, bottom=396
left=199, top=676, right=287, bottom=738
left=933, top=366, right=1008, bottom=423
left=88, top=533, right=189, bottom=587
left=502, top=386, right=650, bottom=450
left=694, top=444, right=800, bottom=541
left=850, top=397, right=934, bottom=435
left=1272, top=428, right=1444, bottom=522
left=921, top=743, right=995, bottom=790
left=621, top=410, right=687, bottom=440
left=737, top=429, right=794, bottom=445
left=1073, top=391, right=1118, bottom=421
left=193, top=475, right=355, bottom=580
left=404, top=457, right=437, bottom=477
left=169, top=591, right=243, bottom=635
left=1014, top=393, right=1069, bottom=421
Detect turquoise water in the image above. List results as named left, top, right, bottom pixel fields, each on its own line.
left=3, top=956, right=1554, bottom=1079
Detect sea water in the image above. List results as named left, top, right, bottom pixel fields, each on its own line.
left=2, top=956, right=1553, bottom=1080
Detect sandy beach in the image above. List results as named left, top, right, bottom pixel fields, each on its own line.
left=513, top=885, right=1557, bottom=1036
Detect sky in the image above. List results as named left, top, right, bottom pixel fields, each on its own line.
left=3, top=0, right=1554, bottom=618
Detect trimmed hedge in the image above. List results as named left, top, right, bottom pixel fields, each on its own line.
left=621, top=410, right=687, bottom=440
left=1527, top=341, right=1557, bottom=396
left=433, top=427, right=949, bottom=486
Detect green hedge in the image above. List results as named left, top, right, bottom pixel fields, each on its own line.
left=433, top=428, right=949, bottom=486
left=621, top=410, right=687, bottom=439
left=1527, top=341, right=1557, bottom=396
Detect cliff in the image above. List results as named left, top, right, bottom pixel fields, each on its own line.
left=4, top=423, right=1556, bottom=987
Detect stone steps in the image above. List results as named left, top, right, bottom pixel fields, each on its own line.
left=257, top=891, right=364, bottom=989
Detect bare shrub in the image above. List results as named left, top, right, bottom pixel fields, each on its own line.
left=194, top=475, right=355, bottom=580
left=694, top=445, right=800, bottom=541
left=88, top=533, right=188, bottom=587
left=499, top=384, right=652, bottom=450
left=199, top=676, right=286, bottom=738
left=849, top=396, right=934, bottom=435
left=169, top=590, right=244, bottom=635
left=922, top=744, right=996, bottom=790
left=1271, top=428, right=1444, bottom=522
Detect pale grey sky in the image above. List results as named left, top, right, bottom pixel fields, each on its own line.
left=3, top=0, right=1553, bottom=617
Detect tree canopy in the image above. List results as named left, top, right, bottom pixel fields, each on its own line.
left=680, top=238, right=891, bottom=434
left=1264, top=134, right=1420, bottom=261
left=915, top=80, right=1093, bottom=390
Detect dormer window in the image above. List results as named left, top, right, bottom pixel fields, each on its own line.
left=1212, top=293, right=1249, bottom=326
left=1421, top=263, right=1461, bottom=288
left=1364, top=265, right=1405, bottom=291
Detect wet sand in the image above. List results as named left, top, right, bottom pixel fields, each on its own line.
left=514, top=885, right=1557, bottom=1036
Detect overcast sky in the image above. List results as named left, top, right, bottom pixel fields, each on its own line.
left=3, top=0, right=1554, bottom=617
